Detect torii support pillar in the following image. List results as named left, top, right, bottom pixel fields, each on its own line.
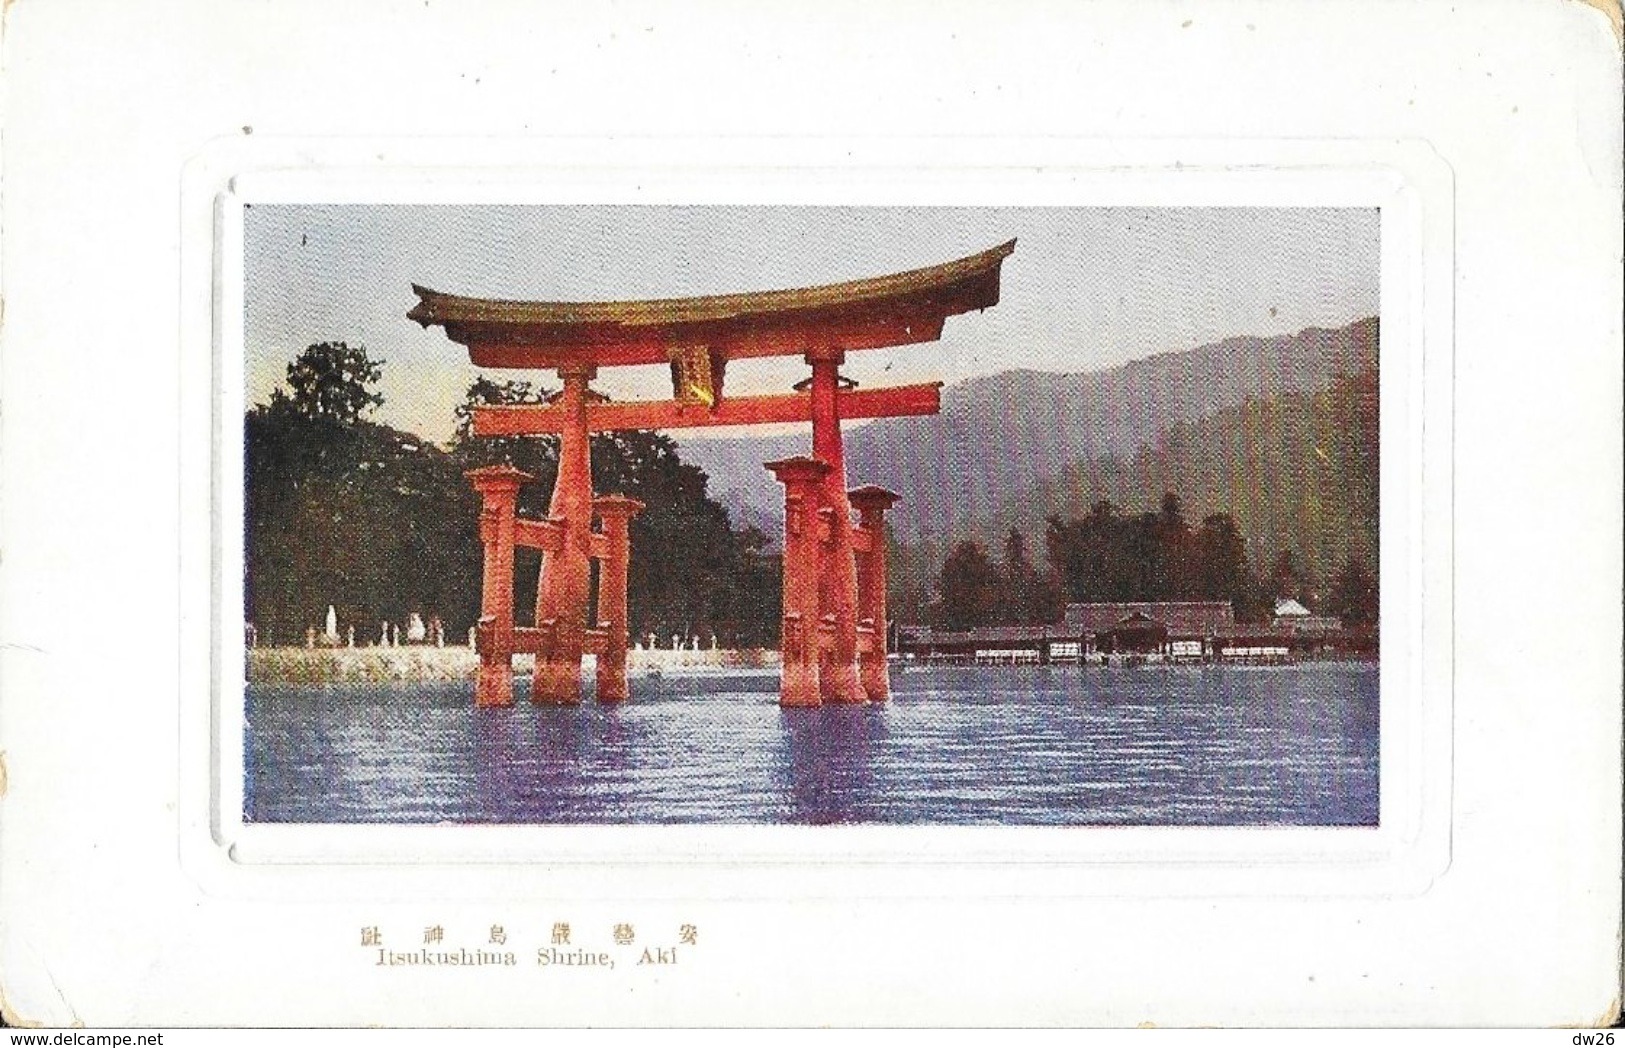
left=592, top=494, right=644, bottom=703
left=467, top=464, right=533, bottom=707
left=766, top=456, right=830, bottom=707
left=534, top=363, right=597, bottom=705
left=849, top=485, right=901, bottom=702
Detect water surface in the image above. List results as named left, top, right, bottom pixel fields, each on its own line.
left=244, top=664, right=1378, bottom=825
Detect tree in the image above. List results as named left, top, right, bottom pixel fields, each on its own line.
left=998, top=528, right=1061, bottom=625
left=1044, top=514, right=1084, bottom=603
left=720, top=525, right=781, bottom=648
left=1156, top=491, right=1197, bottom=598
left=453, top=377, right=550, bottom=442
left=1324, top=554, right=1379, bottom=628
left=1123, top=510, right=1165, bottom=601
left=283, top=341, right=384, bottom=425
left=1268, top=548, right=1314, bottom=606
left=1045, top=500, right=1140, bottom=604
left=937, top=540, right=1001, bottom=630
left=1193, top=512, right=1269, bottom=622
left=1193, top=514, right=1246, bottom=599
left=244, top=356, right=481, bottom=645
left=887, top=528, right=938, bottom=628
left=451, top=378, right=559, bottom=523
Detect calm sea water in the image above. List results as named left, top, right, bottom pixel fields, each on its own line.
left=244, top=664, right=1378, bottom=826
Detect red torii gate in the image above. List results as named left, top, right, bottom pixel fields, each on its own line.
left=410, top=238, right=1014, bottom=708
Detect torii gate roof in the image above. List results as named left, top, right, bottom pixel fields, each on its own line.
left=409, top=239, right=1015, bottom=369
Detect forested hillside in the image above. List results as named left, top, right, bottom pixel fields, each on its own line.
left=682, top=317, right=1379, bottom=543
left=887, top=363, right=1380, bottom=628
left=981, top=364, right=1379, bottom=583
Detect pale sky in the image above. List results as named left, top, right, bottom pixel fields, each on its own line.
left=244, top=205, right=1378, bottom=444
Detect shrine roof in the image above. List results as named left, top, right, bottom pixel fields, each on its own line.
left=409, top=239, right=1015, bottom=369
left=1064, top=602, right=1237, bottom=635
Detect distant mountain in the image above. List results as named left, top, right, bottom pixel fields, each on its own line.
left=679, top=317, right=1378, bottom=544
left=980, top=366, right=1381, bottom=587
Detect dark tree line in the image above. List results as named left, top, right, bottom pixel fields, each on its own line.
left=245, top=343, right=780, bottom=647
left=934, top=530, right=1064, bottom=630
left=934, top=491, right=1378, bottom=630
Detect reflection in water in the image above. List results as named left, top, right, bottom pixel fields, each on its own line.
left=245, top=664, right=1379, bottom=826
left=775, top=706, right=888, bottom=823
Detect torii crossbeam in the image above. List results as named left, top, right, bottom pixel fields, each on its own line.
left=411, top=238, right=1014, bottom=708
left=471, top=383, right=943, bottom=436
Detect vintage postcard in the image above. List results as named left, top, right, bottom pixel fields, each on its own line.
left=2, top=0, right=1619, bottom=1030
left=204, top=159, right=1449, bottom=973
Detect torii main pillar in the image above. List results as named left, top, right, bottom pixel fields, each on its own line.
left=805, top=348, right=866, bottom=705
left=533, top=363, right=596, bottom=705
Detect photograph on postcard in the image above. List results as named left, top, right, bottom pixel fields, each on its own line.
left=237, top=205, right=1380, bottom=828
